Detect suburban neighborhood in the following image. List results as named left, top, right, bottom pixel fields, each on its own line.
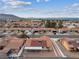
left=0, top=0, right=79, bottom=59
left=0, top=19, right=79, bottom=59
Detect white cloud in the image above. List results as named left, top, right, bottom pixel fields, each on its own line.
left=36, top=0, right=40, bottom=2
left=1, top=0, right=79, bottom=18
left=36, top=0, right=49, bottom=2
left=66, top=3, right=79, bottom=11
left=1, top=0, right=31, bottom=8
left=58, top=3, right=79, bottom=17
left=7, top=0, right=31, bottom=6
left=0, top=0, right=32, bottom=14
left=44, top=0, right=49, bottom=2
left=71, top=3, right=79, bottom=7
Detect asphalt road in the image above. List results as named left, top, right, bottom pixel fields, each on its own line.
left=29, top=35, right=79, bottom=38
left=18, top=57, right=68, bottom=59
left=50, top=38, right=67, bottom=57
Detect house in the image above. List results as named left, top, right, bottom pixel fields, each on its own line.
left=59, top=37, right=79, bottom=51
left=24, top=36, right=53, bottom=51
left=2, top=38, right=25, bottom=57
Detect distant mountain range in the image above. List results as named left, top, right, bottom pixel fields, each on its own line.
left=0, top=14, right=21, bottom=21
left=0, top=14, right=79, bottom=21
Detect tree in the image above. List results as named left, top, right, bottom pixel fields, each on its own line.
left=50, top=22, right=56, bottom=28
left=58, top=21, right=63, bottom=28
left=16, top=30, right=29, bottom=38
left=45, top=20, right=57, bottom=28
left=45, top=20, right=51, bottom=28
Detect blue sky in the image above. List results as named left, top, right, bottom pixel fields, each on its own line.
left=0, top=0, right=79, bottom=18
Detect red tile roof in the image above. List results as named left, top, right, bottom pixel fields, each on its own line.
left=24, top=36, right=53, bottom=48
left=31, top=40, right=47, bottom=47
left=31, top=40, right=42, bottom=47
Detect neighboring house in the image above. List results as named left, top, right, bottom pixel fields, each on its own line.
left=59, top=38, right=79, bottom=51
